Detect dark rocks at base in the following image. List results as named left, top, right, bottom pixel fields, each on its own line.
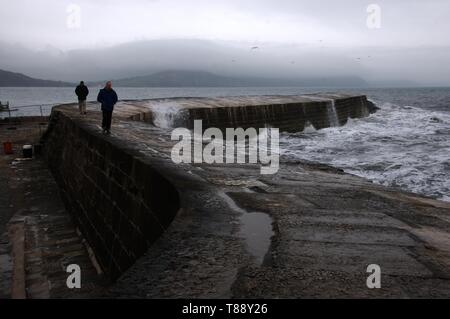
left=367, top=100, right=380, bottom=113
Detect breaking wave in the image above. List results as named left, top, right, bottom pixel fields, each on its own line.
left=280, top=102, right=450, bottom=202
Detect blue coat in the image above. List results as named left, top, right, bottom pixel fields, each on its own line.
left=97, top=88, right=118, bottom=111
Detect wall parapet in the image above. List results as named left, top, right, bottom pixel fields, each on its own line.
left=41, top=110, right=180, bottom=280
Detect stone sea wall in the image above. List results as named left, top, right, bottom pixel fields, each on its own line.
left=40, top=111, right=180, bottom=280
left=39, top=95, right=377, bottom=281
left=34, top=98, right=450, bottom=298
left=186, top=95, right=376, bottom=132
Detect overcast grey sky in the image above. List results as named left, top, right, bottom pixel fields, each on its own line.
left=1, top=0, right=450, bottom=85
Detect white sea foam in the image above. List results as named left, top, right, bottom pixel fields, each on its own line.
left=281, top=102, right=450, bottom=202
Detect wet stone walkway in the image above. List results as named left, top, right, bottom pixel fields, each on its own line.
left=2, top=101, right=450, bottom=298
left=52, top=103, right=450, bottom=298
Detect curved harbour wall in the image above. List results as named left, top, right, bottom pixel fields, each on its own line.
left=35, top=97, right=450, bottom=298
left=126, top=94, right=377, bottom=132
left=40, top=94, right=376, bottom=280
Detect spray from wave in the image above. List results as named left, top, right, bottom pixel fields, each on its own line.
left=149, top=101, right=189, bottom=128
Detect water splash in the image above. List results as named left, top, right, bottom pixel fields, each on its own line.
left=303, top=121, right=317, bottom=133
left=150, top=102, right=188, bottom=128
left=326, top=99, right=340, bottom=127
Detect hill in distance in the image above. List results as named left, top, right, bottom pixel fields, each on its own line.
left=0, top=69, right=74, bottom=87
left=3, top=68, right=417, bottom=88
left=107, top=70, right=369, bottom=88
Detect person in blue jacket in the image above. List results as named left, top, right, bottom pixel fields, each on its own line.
left=97, top=81, right=118, bottom=134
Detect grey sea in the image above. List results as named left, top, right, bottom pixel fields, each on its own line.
left=1, top=86, right=449, bottom=202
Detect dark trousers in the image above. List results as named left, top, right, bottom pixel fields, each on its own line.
left=102, top=110, right=113, bottom=130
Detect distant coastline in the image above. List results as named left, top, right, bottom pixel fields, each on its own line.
left=0, top=68, right=420, bottom=88
left=0, top=69, right=74, bottom=87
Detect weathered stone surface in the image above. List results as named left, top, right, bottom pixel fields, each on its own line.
left=119, top=94, right=375, bottom=132
left=38, top=97, right=450, bottom=298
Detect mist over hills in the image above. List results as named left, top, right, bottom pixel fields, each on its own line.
left=1, top=68, right=416, bottom=88
left=0, top=67, right=420, bottom=88
left=0, top=68, right=367, bottom=88
left=0, top=39, right=434, bottom=87
left=103, top=70, right=368, bottom=88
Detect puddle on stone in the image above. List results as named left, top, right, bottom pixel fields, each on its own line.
left=219, top=191, right=274, bottom=265
left=238, top=212, right=274, bottom=265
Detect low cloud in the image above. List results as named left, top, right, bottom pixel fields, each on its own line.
left=1, top=39, right=449, bottom=86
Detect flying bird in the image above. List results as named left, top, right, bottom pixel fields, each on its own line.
left=251, top=46, right=259, bottom=50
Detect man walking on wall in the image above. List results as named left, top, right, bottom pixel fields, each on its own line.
left=75, top=81, right=89, bottom=114
left=97, top=81, right=118, bottom=134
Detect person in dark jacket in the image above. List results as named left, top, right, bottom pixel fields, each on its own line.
left=75, top=81, right=89, bottom=114
left=97, top=81, right=118, bottom=134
